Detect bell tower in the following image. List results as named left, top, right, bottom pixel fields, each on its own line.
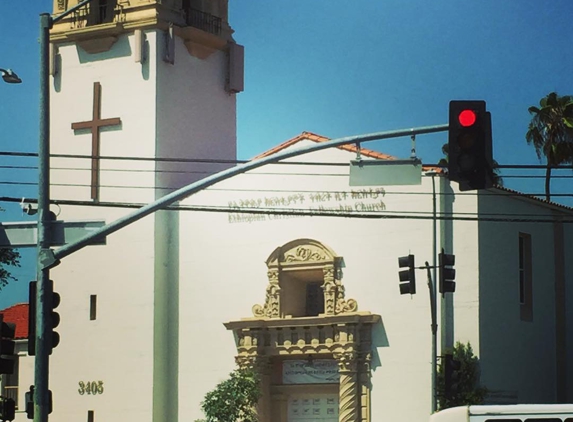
left=46, top=2, right=243, bottom=422
left=49, top=0, right=243, bottom=204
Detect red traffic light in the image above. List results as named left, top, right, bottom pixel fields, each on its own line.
left=458, top=109, right=477, bottom=127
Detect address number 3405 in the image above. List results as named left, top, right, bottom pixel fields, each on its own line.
left=78, top=381, right=104, bottom=395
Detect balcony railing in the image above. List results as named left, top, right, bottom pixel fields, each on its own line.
left=71, top=1, right=124, bottom=29
left=3, top=386, right=18, bottom=409
left=185, top=8, right=222, bottom=36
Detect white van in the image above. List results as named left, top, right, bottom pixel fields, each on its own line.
left=430, top=405, right=573, bottom=422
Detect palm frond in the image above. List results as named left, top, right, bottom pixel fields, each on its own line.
left=526, top=92, right=573, bottom=201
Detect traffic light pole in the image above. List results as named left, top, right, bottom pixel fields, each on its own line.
left=35, top=2, right=95, bottom=422
left=35, top=12, right=52, bottom=422
left=431, top=172, right=438, bottom=412
left=424, top=262, right=438, bottom=412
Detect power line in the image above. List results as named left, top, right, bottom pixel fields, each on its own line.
left=0, top=181, right=573, bottom=199
left=2, top=180, right=573, bottom=199
left=0, top=151, right=344, bottom=167
left=0, top=196, right=571, bottom=223
left=0, top=164, right=348, bottom=177
left=1, top=150, right=573, bottom=170
left=2, top=163, right=573, bottom=180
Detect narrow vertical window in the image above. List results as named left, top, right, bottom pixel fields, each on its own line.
left=305, top=282, right=324, bottom=317
left=519, top=236, right=525, bottom=304
left=90, top=295, right=97, bottom=321
left=519, top=233, right=533, bottom=321
left=87, top=410, right=94, bottom=422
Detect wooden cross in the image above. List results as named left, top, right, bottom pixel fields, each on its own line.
left=71, top=82, right=122, bottom=201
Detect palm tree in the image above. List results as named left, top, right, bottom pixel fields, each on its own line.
left=526, top=92, right=573, bottom=202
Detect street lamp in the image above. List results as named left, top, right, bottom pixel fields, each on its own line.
left=0, top=68, right=22, bottom=84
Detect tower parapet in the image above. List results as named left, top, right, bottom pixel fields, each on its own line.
left=50, top=0, right=233, bottom=56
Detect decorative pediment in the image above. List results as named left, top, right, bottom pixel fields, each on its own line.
left=252, top=239, right=358, bottom=319
left=266, top=238, right=337, bottom=269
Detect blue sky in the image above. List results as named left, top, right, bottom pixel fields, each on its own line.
left=1, top=0, right=572, bottom=307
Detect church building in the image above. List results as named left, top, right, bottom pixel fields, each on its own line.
left=5, top=1, right=572, bottom=421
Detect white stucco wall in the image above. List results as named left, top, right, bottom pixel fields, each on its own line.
left=477, top=192, right=566, bottom=403
left=443, top=179, right=481, bottom=353
left=155, top=35, right=237, bottom=193
left=49, top=30, right=158, bottom=422
left=50, top=32, right=158, bottom=205
left=564, top=221, right=573, bottom=403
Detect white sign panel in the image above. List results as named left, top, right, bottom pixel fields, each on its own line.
left=283, top=360, right=339, bottom=385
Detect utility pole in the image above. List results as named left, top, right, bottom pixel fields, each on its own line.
left=35, top=2, right=96, bottom=422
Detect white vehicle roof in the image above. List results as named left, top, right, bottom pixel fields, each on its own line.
left=430, top=404, right=573, bottom=422
left=468, top=405, right=573, bottom=415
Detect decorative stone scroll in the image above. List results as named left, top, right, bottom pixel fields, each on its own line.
left=284, top=245, right=327, bottom=262
left=252, top=269, right=280, bottom=318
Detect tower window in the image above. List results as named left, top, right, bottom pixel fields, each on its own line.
left=280, top=270, right=325, bottom=318
left=519, top=232, right=533, bottom=322
left=87, top=0, right=117, bottom=26
left=306, top=282, right=324, bottom=316
left=90, top=295, right=97, bottom=321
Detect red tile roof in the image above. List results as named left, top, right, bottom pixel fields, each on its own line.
left=254, top=131, right=397, bottom=160
left=253, top=131, right=440, bottom=172
left=0, top=303, right=29, bottom=340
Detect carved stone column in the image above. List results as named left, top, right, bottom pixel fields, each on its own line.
left=358, top=352, right=372, bottom=422
left=235, top=354, right=258, bottom=370
left=256, top=356, right=272, bottom=422
left=335, top=351, right=358, bottom=422
left=323, top=265, right=336, bottom=315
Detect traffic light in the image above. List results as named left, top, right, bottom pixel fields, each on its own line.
left=28, top=282, right=36, bottom=356
left=444, top=353, right=461, bottom=400
left=49, top=280, right=61, bottom=354
left=0, top=315, right=16, bottom=375
left=398, top=254, right=416, bottom=295
left=24, top=385, right=52, bottom=419
left=0, top=397, right=15, bottom=421
left=448, top=100, right=493, bottom=191
left=28, top=280, right=60, bottom=356
left=25, top=386, right=33, bottom=419
left=439, top=249, right=456, bottom=295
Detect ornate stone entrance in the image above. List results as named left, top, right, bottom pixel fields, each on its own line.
left=225, top=239, right=381, bottom=422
